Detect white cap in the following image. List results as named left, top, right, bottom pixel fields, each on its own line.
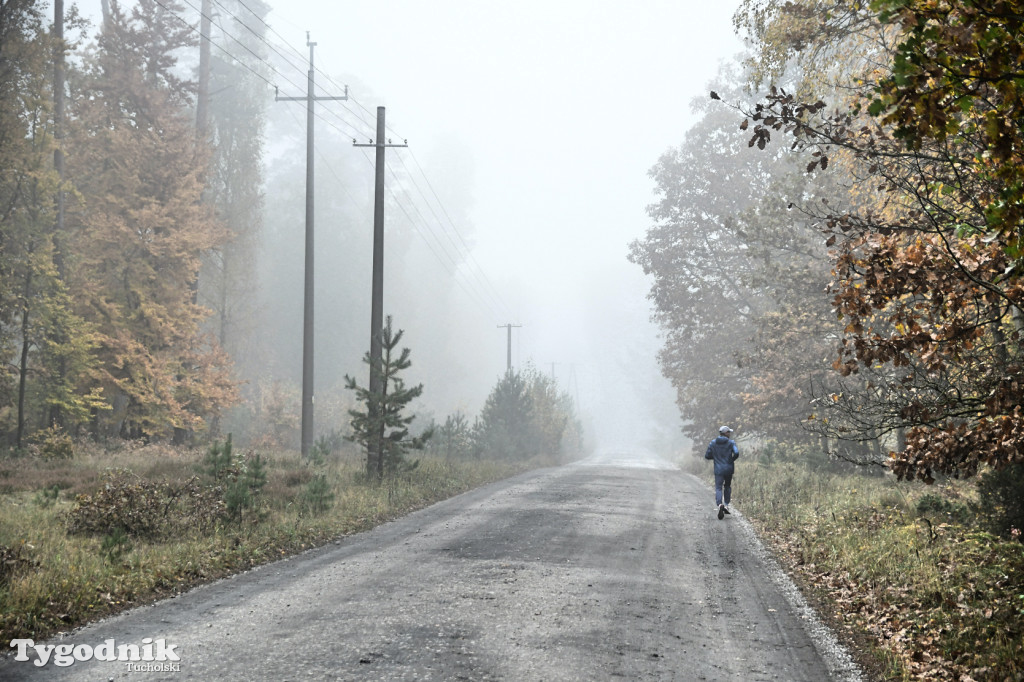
left=719, top=425, right=733, bottom=434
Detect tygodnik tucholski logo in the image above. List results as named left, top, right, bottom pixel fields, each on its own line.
left=9, top=637, right=181, bottom=671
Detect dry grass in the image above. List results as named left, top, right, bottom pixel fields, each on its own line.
left=0, top=441, right=534, bottom=643
left=695, top=456, right=1024, bottom=681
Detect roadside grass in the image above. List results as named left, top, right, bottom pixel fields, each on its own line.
left=0, top=441, right=538, bottom=644
left=686, top=455, right=1024, bottom=680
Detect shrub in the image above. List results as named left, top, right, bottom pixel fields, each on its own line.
left=311, top=431, right=345, bottom=464
left=977, top=463, right=1024, bottom=541
left=916, top=492, right=974, bottom=525
left=31, top=425, right=74, bottom=460
left=65, top=469, right=225, bottom=539
left=202, top=435, right=237, bottom=481
left=0, top=543, right=37, bottom=587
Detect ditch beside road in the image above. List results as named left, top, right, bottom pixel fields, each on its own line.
left=2, top=453, right=863, bottom=681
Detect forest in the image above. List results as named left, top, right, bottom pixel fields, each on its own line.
left=1, top=0, right=262, bottom=449
left=2, top=0, right=584, bottom=460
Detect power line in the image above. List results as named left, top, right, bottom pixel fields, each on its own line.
left=165, top=0, right=511, bottom=322
left=190, top=1, right=499, bottom=308
left=175, top=0, right=376, bottom=140
left=399, top=150, right=514, bottom=319
left=284, top=109, right=504, bottom=323
left=228, top=0, right=380, bottom=135
left=210, top=0, right=307, bottom=80
left=387, top=156, right=512, bottom=320
left=152, top=0, right=276, bottom=91
left=366, top=152, right=508, bottom=321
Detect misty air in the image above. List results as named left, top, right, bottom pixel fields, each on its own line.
left=1, top=1, right=1022, bottom=680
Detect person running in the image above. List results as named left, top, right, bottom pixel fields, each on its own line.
left=705, top=425, right=739, bottom=520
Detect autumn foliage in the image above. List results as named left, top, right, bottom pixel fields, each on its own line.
left=0, top=0, right=237, bottom=445
left=739, top=0, right=1024, bottom=482
left=636, top=0, right=1024, bottom=483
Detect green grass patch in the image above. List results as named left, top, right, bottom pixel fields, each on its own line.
left=689, top=455, right=1024, bottom=680
left=0, top=442, right=536, bottom=643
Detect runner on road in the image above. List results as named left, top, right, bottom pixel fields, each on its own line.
left=705, top=425, right=739, bottom=520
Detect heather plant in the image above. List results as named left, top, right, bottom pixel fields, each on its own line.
left=65, top=469, right=225, bottom=539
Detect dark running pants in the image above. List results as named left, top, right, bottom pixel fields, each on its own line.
left=714, top=472, right=733, bottom=507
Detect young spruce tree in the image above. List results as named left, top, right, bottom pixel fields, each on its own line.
left=345, top=316, right=432, bottom=478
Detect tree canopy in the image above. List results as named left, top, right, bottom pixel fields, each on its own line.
left=635, top=0, right=1024, bottom=480
left=0, top=0, right=239, bottom=446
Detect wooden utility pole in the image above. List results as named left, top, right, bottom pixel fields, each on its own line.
left=498, top=324, right=522, bottom=373
left=276, top=35, right=348, bottom=458
left=354, top=107, right=407, bottom=476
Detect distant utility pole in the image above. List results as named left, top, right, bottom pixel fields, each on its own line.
left=498, top=324, right=522, bottom=372
left=354, top=108, right=407, bottom=476
left=276, top=35, right=348, bottom=458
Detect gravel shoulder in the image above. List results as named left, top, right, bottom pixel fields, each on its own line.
left=2, top=457, right=863, bottom=681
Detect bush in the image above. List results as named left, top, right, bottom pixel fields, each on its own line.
left=31, top=425, right=74, bottom=460
left=430, top=413, right=474, bottom=459
left=0, top=543, right=37, bottom=588
left=977, top=463, right=1024, bottom=541
left=202, top=435, right=237, bottom=481
left=65, top=469, right=225, bottom=539
left=916, top=492, right=973, bottom=525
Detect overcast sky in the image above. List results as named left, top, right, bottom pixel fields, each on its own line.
left=78, top=0, right=748, bottom=452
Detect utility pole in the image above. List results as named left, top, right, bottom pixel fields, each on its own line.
left=276, top=35, right=348, bottom=458
left=354, top=108, right=407, bottom=477
left=497, top=324, right=522, bottom=373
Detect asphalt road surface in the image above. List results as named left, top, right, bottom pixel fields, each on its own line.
left=2, top=453, right=863, bottom=681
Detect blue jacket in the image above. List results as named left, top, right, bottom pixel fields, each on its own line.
left=705, top=436, right=739, bottom=475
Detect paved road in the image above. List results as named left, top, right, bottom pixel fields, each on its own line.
left=2, top=454, right=862, bottom=681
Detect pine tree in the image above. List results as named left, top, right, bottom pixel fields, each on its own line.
left=472, top=370, right=534, bottom=459
left=471, top=366, right=582, bottom=460
left=345, top=316, right=432, bottom=478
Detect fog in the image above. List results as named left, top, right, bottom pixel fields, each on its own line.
left=78, top=0, right=745, bottom=455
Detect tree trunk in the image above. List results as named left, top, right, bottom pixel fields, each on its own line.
left=992, top=320, right=1008, bottom=369
left=16, top=270, right=32, bottom=448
